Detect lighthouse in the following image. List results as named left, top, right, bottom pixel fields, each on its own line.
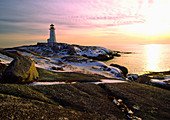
left=47, top=24, right=56, bottom=46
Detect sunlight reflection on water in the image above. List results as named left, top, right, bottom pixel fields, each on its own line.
left=145, top=44, right=161, bottom=72
left=104, top=44, right=170, bottom=75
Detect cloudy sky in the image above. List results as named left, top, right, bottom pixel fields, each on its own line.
left=0, top=0, right=170, bottom=47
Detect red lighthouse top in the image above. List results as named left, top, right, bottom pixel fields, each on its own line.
left=50, top=24, right=55, bottom=29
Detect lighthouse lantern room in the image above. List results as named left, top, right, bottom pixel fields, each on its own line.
left=47, top=24, right=56, bottom=46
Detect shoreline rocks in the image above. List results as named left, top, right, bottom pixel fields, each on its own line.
left=127, top=74, right=138, bottom=81
left=110, top=64, right=128, bottom=77
left=127, top=72, right=170, bottom=90
left=136, top=75, right=151, bottom=84
left=15, top=43, right=121, bottom=61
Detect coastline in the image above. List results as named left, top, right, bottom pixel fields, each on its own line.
left=104, top=44, right=170, bottom=75
left=0, top=43, right=170, bottom=119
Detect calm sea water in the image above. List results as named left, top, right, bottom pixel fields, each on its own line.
left=103, top=44, right=170, bottom=75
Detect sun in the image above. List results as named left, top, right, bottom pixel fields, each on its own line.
left=123, top=0, right=170, bottom=37
left=126, top=22, right=169, bottom=36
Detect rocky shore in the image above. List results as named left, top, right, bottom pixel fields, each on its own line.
left=17, top=43, right=121, bottom=61
left=0, top=44, right=170, bottom=120
left=126, top=71, right=170, bottom=90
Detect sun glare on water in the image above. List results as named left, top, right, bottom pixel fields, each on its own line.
left=145, top=44, right=161, bottom=72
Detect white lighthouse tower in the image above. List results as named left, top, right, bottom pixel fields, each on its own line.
left=47, top=24, right=56, bottom=46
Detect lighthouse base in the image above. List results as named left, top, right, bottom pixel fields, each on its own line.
left=47, top=39, right=56, bottom=46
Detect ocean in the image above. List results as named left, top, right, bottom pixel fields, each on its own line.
left=103, top=44, right=170, bottom=75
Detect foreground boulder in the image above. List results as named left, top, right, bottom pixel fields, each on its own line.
left=0, top=63, right=7, bottom=81
left=2, top=56, right=39, bottom=84
left=0, top=63, right=7, bottom=73
left=110, top=64, right=128, bottom=77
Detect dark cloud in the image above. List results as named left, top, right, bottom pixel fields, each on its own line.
left=0, top=19, right=27, bottom=23
left=0, top=23, right=45, bottom=35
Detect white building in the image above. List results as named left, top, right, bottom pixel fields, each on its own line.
left=47, top=24, right=56, bottom=45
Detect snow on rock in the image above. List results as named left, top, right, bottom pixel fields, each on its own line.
left=19, top=43, right=114, bottom=60
left=28, top=79, right=126, bottom=85
left=28, top=82, right=76, bottom=85
left=0, top=53, right=13, bottom=64
left=151, top=76, right=170, bottom=85
left=92, top=79, right=127, bottom=84
left=60, top=55, right=123, bottom=79
left=73, top=45, right=114, bottom=60
left=18, top=51, right=66, bottom=72
left=2, top=43, right=124, bottom=79
left=151, top=79, right=167, bottom=85
left=20, top=43, right=75, bottom=57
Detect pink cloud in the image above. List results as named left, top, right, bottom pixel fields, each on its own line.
left=0, top=0, right=148, bottom=37
left=50, top=0, right=147, bottom=31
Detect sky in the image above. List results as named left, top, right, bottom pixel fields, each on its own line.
left=0, top=0, right=170, bottom=48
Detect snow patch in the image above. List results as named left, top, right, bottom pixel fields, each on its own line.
left=28, top=82, right=76, bottom=85
left=151, top=79, right=170, bottom=85
left=28, top=79, right=126, bottom=86
left=0, top=53, right=13, bottom=64
left=92, top=79, right=127, bottom=84
left=13, top=45, right=125, bottom=79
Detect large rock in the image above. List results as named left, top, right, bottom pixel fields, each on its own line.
left=110, top=64, right=128, bottom=77
left=0, top=63, right=7, bottom=81
left=0, top=63, right=7, bottom=73
left=2, top=56, right=39, bottom=84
